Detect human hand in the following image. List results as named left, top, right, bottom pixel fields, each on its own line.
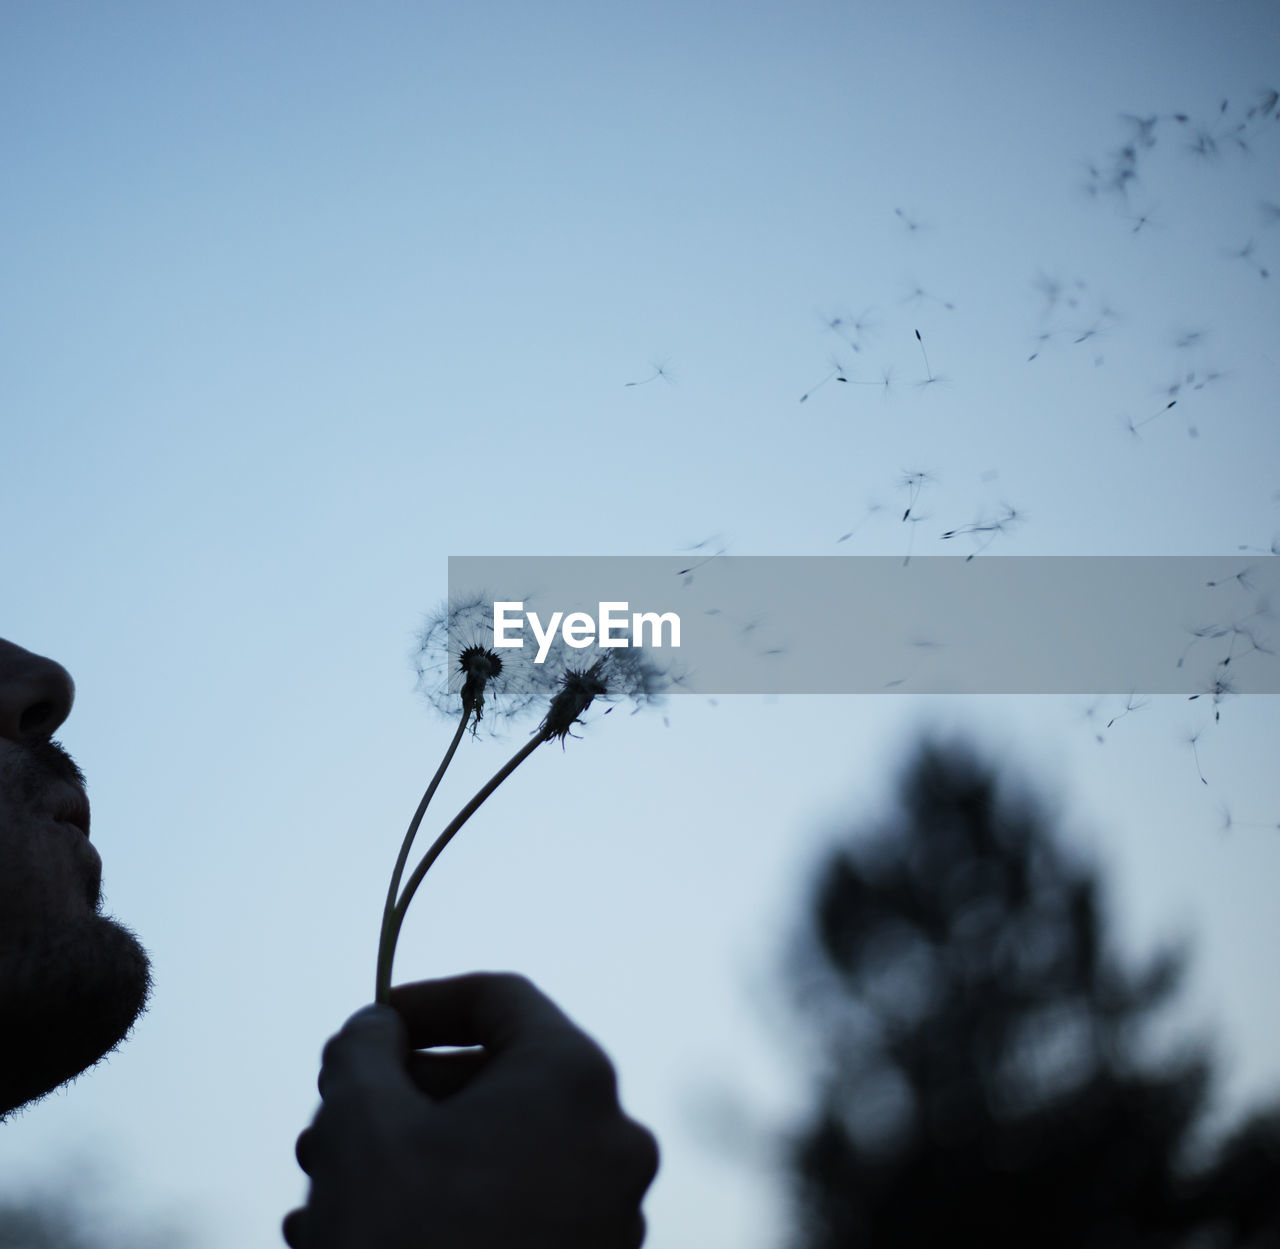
left=282, top=972, right=659, bottom=1249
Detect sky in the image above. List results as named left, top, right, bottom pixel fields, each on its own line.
left=2, top=2, right=1279, bottom=1246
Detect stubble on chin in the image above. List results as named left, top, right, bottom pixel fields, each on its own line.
left=0, top=913, right=152, bottom=1118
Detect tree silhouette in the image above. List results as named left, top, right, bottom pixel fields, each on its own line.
left=0, top=1182, right=191, bottom=1249
left=781, top=741, right=1280, bottom=1249
left=0, top=1199, right=94, bottom=1249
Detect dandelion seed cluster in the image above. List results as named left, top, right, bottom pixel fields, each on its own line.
left=538, top=649, right=670, bottom=742
left=415, top=595, right=672, bottom=734
left=413, top=595, right=559, bottom=730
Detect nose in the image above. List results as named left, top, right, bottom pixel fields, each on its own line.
left=0, top=639, right=77, bottom=742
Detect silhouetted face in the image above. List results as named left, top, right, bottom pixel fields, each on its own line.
left=0, top=638, right=151, bottom=1117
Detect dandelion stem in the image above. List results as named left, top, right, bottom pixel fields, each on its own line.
left=375, top=725, right=552, bottom=1003
left=374, top=709, right=472, bottom=1003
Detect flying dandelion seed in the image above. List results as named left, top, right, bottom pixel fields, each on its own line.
left=800, top=356, right=848, bottom=403
left=1121, top=113, right=1160, bottom=149
left=900, top=510, right=932, bottom=566
left=1032, top=271, right=1067, bottom=313
left=844, top=307, right=880, bottom=345
left=914, top=328, right=932, bottom=379
left=1081, top=698, right=1109, bottom=744
left=1188, top=672, right=1237, bottom=722
left=1106, top=692, right=1148, bottom=729
left=1236, top=536, right=1280, bottom=556
left=819, top=308, right=867, bottom=353
left=1175, top=624, right=1227, bottom=670
left=837, top=502, right=884, bottom=545
left=940, top=503, right=1024, bottom=558
left=676, top=534, right=729, bottom=581
left=1205, top=566, right=1256, bottom=592
left=904, top=283, right=956, bottom=311
left=1216, top=803, right=1280, bottom=836
left=911, top=328, right=951, bottom=390
left=1027, top=328, right=1059, bottom=362
left=1184, top=725, right=1210, bottom=785
left=1120, top=400, right=1177, bottom=439
left=1126, top=207, right=1160, bottom=233
left=894, top=206, right=924, bottom=233
left=898, top=468, right=935, bottom=522
left=819, top=305, right=881, bottom=353
left=625, top=358, right=675, bottom=387
left=842, top=363, right=895, bottom=397
left=1190, top=367, right=1227, bottom=391
left=1188, top=128, right=1220, bottom=160
left=1224, top=239, right=1271, bottom=279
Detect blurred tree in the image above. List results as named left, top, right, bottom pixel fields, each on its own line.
left=0, top=1197, right=99, bottom=1249
left=0, top=1184, right=191, bottom=1249
left=782, top=741, right=1280, bottom=1249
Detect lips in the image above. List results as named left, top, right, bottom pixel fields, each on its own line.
left=48, top=785, right=92, bottom=838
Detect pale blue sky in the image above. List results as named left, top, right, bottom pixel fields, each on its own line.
left=2, top=4, right=1278, bottom=1246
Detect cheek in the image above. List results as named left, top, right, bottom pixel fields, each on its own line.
left=0, top=817, right=97, bottom=940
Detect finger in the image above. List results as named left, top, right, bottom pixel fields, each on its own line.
left=294, top=1125, right=317, bottom=1175
left=623, top=1211, right=648, bottom=1249
left=406, top=1047, right=489, bottom=1100
left=317, top=1002, right=414, bottom=1103
left=389, top=971, right=595, bottom=1058
left=282, top=1207, right=308, bottom=1248
left=626, top=1120, right=661, bottom=1200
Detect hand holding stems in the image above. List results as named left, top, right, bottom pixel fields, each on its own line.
left=284, top=974, right=660, bottom=1249
left=374, top=650, right=612, bottom=1005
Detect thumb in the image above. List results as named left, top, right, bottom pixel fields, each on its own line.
left=318, top=1003, right=413, bottom=1102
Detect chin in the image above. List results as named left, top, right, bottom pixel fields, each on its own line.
left=0, top=913, right=152, bottom=1118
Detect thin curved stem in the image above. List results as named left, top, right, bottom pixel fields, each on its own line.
left=376, top=727, right=551, bottom=1003
left=374, top=710, right=471, bottom=1002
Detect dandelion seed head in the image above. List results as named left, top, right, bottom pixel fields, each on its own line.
left=413, top=594, right=557, bottom=731
left=541, top=660, right=611, bottom=742
left=538, top=647, right=671, bottom=743
left=457, top=644, right=504, bottom=721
